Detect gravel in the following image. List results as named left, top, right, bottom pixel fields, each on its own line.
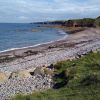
left=0, top=75, right=52, bottom=100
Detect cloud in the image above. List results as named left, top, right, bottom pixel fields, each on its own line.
left=18, top=16, right=29, bottom=20
left=0, top=0, right=100, bottom=22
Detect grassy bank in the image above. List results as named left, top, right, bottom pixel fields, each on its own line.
left=12, top=51, right=100, bottom=100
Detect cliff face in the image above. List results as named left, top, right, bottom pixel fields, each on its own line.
left=34, top=16, right=100, bottom=28
left=63, top=18, right=95, bottom=27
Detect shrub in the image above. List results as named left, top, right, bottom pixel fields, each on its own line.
left=53, top=67, right=76, bottom=89
left=43, top=68, right=53, bottom=76
left=54, top=61, right=64, bottom=70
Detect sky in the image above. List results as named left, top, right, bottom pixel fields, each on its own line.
left=0, top=0, right=100, bottom=23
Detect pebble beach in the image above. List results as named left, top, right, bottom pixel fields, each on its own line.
left=0, top=28, right=100, bottom=100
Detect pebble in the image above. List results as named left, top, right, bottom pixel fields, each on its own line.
left=0, top=75, right=52, bottom=100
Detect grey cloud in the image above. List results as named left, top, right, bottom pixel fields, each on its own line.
left=0, top=0, right=100, bottom=22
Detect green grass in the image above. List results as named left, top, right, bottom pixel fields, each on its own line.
left=12, top=51, right=100, bottom=100
left=96, top=26, right=100, bottom=29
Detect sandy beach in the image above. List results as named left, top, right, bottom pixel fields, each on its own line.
left=0, top=28, right=100, bottom=99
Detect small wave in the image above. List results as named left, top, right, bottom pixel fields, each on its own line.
left=0, top=34, right=68, bottom=54
left=58, top=30, right=67, bottom=35
left=0, top=48, right=20, bottom=53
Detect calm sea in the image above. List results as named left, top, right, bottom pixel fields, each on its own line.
left=0, top=23, right=67, bottom=52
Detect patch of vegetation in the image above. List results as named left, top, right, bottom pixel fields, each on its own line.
left=12, top=51, right=100, bottom=100
left=80, top=74, right=100, bottom=86
left=95, top=17, right=100, bottom=28
left=43, top=68, right=53, bottom=76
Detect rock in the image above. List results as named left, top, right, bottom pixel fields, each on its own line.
left=43, top=68, right=53, bottom=76
left=48, top=64, right=54, bottom=69
left=92, top=50, right=98, bottom=53
left=9, top=70, right=31, bottom=79
left=31, top=67, right=44, bottom=76
left=31, top=30, right=40, bottom=32
left=0, top=72, right=8, bottom=82
left=97, top=48, right=100, bottom=52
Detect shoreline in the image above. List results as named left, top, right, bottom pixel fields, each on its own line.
left=0, top=33, right=68, bottom=54
left=0, top=28, right=100, bottom=59
left=0, top=27, right=68, bottom=55
left=0, top=25, right=86, bottom=55
left=0, top=28, right=100, bottom=100
left=0, top=28, right=100, bottom=67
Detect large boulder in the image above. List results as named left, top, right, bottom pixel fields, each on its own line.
left=31, top=67, right=44, bottom=76
left=0, top=72, right=8, bottom=82
left=9, top=70, right=32, bottom=79
left=30, top=67, right=53, bottom=76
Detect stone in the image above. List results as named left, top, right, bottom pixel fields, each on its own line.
left=0, top=72, right=8, bottom=82
left=9, top=70, right=31, bottom=79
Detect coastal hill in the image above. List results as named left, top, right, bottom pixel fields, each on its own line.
left=33, top=16, right=100, bottom=35
left=34, top=16, right=100, bottom=28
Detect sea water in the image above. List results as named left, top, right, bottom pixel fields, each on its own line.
left=0, top=23, right=67, bottom=52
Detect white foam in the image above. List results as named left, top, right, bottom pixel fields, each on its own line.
left=0, top=31, right=68, bottom=53
left=58, top=30, right=67, bottom=35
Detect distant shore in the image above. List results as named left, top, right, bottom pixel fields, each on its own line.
left=36, top=25, right=87, bottom=33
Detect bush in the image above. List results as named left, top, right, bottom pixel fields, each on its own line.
left=54, top=61, right=68, bottom=70
left=54, top=62, right=63, bottom=70
left=53, top=67, right=76, bottom=89
left=43, top=68, right=53, bottom=76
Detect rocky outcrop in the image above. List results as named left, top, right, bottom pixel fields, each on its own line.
left=9, top=70, right=32, bottom=79
left=0, top=72, right=8, bottom=82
